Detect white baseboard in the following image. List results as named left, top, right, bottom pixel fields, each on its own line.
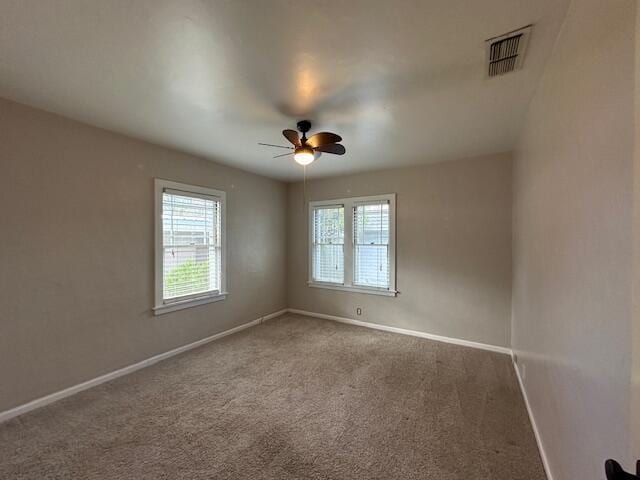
left=1, top=307, right=512, bottom=423
left=512, top=355, right=553, bottom=480
left=261, top=308, right=289, bottom=322
left=3, top=306, right=549, bottom=478
left=0, top=309, right=287, bottom=424
left=287, top=308, right=512, bottom=355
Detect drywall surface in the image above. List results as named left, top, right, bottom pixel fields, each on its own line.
left=287, top=154, right=513, bottom=348
left=0, top=98, right=287, bottom=412
left=512, top=0, right=636, bottom=478
left=633, top=0, right=640, bottom=461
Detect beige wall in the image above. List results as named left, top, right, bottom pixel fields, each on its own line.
left=633, top=0, right=640, bottom=461
left=287, top=153, right=513, bottom=348
left=0, top=98, right=287, bottom=412
left=512, top=0, right=636, bottom=478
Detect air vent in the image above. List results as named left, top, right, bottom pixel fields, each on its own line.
left=486, top=25, right=532, bottom=77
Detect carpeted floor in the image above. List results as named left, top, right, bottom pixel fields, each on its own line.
left=0, top=314, right=545, bottom=479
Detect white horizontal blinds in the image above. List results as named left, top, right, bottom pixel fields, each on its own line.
left=353, top=201, right=390, bottom=288
left=162, top=189, right=221, bottom=301
left=312, top=205, right=345, bottom=283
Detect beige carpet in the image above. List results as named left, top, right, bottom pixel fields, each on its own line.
left=0, top=314, right=545, bottom=479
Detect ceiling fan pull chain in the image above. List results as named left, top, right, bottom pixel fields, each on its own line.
left=302, top=164, right=307, bottom=211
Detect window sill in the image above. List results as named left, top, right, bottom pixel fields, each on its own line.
left=307, top=282, right=397, bottom=297
left=153, top=292, right=228, bottom=316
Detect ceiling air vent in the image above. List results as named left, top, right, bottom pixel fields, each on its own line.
left=486, top=25, right=532, bottom=77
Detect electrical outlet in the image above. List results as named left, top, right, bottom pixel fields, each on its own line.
left=356, top=308, right=362, bottom=316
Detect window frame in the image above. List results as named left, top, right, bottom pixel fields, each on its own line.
left=153, top=179, right=227, bottom=315
left=308, top=193, right=397, bottom=297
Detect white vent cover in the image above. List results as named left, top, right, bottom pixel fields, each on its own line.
left=486, top=25, right=532, bottom=77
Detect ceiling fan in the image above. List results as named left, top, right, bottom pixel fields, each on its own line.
left=259, top=120, right=345, bottom=166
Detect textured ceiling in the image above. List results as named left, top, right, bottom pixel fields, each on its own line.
left=0, top=0, right=570, bottom=181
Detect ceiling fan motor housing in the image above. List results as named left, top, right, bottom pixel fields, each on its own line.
left=297, top=120, right=312, bottom=134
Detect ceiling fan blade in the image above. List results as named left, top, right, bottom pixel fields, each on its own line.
left=258, top=143, right=293, bottom=150
left=307, top=132, right=342, bottom=148
left=273, top=152, right=294, bottom=159
left=282, top=129, right=301, bottom=146
left=315, top=143, right=346, bottom=155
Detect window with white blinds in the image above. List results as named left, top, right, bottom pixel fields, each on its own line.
left=353, top=201, right=390, bottom=288
left=154, top=180, right=226, bottom=315
left=308, top=194, right=396, bottom=296
left=312, top=206, right=345, bottom=283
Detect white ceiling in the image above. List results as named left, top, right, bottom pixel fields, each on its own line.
left=0, top=0, right=570, bottom=181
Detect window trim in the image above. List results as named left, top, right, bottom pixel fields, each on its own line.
left=308, top=193, right=397, bottom=297
left=153, top=179, right=227, bottom=316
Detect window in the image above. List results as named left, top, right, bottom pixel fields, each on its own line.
left=309, top=194, right=396, bottom=296
left=154, top=179, right=226, bottom=315
left=354, top=202, right=390, bottom=288
left=312, top=205, right=345, bottom=284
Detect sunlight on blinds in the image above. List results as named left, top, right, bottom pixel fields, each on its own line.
left=312, top=206, right=344, bottom=284
left=353, top=201, right=390, bottom=288
left=162, top=191, right=221, bottom=300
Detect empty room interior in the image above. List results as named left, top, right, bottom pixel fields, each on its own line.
left=1, top=0, right=639, bottom=479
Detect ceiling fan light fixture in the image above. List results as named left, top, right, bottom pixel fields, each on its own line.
left=294, top=146, right=315, bottom=166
